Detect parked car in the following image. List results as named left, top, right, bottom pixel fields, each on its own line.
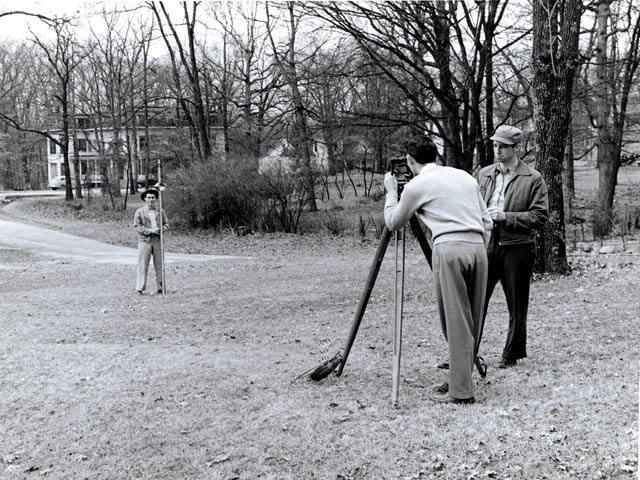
left=48, top=175, right=66, bottom=190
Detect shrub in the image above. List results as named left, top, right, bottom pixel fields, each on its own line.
left=258, top=171, right=308, bottom=233
left=164, top=155, right=317, bottom=233
left=164, top=157, right=265, bottom=230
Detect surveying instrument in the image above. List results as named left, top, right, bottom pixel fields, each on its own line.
left=302, top=158, right=487, bottom=406
left=156, top=157, right=166, bottom=295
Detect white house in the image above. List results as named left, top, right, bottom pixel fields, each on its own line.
left=258, top=138, right=329, bottom=175
left=47, top=112, right=224, bottom=186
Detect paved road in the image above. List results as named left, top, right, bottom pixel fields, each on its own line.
left=0, top=195, right=249, bottom=265
left=0, top=215, right=246, bottom=265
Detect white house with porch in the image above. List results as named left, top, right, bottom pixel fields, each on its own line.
left=47, top=112, right=224, bottom=187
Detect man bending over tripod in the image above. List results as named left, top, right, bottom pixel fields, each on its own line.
left=384, top=136, right=492, bottom=404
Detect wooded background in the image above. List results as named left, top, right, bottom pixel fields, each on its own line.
left=0, top=0, right=638, bottom=274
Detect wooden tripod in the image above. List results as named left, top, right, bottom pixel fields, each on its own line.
left=335, top=216, right=433, bottom=406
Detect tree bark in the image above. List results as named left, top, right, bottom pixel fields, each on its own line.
left=591, top=0, right=640, bottom=237
left=562, top=121, right=575, bottom=221
left=531, top=0, right=582, bottom=274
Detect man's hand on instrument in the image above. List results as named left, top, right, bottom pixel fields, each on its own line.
left=384, top=172, right=398, bottom=194
left=487, top=206, right=506, bottom=222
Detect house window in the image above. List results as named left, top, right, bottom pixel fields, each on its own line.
left=49, top=141, right=57, bottom=154
left=77, top=139, right=88, bottom=152
left=139, top=136, right=148, bottom=150
left=76, top=117, right=90, bottom=129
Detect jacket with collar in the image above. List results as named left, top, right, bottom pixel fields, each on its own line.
left=477, top=160, right=549, bottom=246
left=133, top=205, right=169, bottom=243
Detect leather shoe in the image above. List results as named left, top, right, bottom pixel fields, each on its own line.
left=432, top=381, right=449, bottom=394
left=498, top=358, right=517, bottom=369
left=429, top=391, right=475, bottom=404
left=436, top=361, right=449, bottom=370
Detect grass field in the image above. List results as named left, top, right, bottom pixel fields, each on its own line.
left=0, top=165, right=638, bottom=479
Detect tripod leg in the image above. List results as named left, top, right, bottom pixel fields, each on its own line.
left=409, top=216, right=432, bottom=269
left=391, top=227, right=405, bottom=407
left=336, top=226, right=393, bottom=376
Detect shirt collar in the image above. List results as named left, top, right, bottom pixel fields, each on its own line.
left=498, top=159, right=518, bottom=174
left=417, top=162, right=439, bottom=176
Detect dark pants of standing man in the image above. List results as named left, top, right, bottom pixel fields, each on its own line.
left=485, top=243, right=536, bottom=362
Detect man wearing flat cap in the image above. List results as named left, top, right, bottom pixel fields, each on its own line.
left=133, top=188, right=169, bottom=294
left=477, top=125, right=548, bottom=368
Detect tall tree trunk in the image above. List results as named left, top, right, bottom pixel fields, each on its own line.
left=590, top=0, right=640, bottom=238
left=242, top=29, right=254, bottom=159
left=532, top=0, right=582, bottom=274
left=287, top=3, right=317, bottom=211
left=70, top=85, right=83, bottom=199
left=592, top=0, right=615, bottom=236
left=61, top=81, right=73, bottom=201
left=482, top=1, right=497, bottom=169
left=222, top=30, right=231, bottom=155
left=184, top=3, right=211, bottom=159
left=432, top=7, right=467, bottom=170
left=562, top=121, right=575, bottom=222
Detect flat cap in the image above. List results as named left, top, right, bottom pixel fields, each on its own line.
left=490, top=125, right=523, bottom=145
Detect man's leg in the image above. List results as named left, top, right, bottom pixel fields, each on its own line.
left=433, top=243, right=476, bottom=400
left=151, top=239, right=163, bottom=292
left=500, top=246, right=536, bottom=361
left=136, top=242, right=151, bottom=292
left=470, top=245, right=489, bottom=356
left=482, top=249, right=502, bottom=324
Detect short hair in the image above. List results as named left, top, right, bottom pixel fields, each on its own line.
left=402, top=136, right=438, bottom=164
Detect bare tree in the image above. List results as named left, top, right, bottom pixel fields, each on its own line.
left=150, top=1, right=211, bottom=161
left=531, top=0, right=583, bottom=274
left=0, top=44, right=47, bottom=190
left=588, top=0, right=640, bottom=236
left=266, top=1, right=318, bottom=211
left=312, top=1, right=507, bottom=172
left=0, top=19, right=81, bottom=201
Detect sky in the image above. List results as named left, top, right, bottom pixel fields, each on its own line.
left=0, top=0, right=103, bottom=40
left=0, top=0, right=195, bottom=60
left=0, top=1, right=172, bottom=44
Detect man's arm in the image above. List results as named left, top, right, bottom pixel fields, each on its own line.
left=133, top=210, right=154, bottom=236
left=503, top=175, right=549, bottom=230
left=383, top=173, right=420, bottom=231
left=477, top=186, right=493, bottom=249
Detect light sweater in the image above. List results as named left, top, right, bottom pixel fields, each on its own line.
left=384, top=163, right=493, bottom=246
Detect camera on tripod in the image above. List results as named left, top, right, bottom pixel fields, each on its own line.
left=388, top=156, right=413, bottom=192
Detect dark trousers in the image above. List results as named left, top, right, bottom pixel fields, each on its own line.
left=485, top=240, right=536, bottom=361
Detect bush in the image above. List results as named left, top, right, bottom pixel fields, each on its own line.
left=164, top=156, right=316, bottom=233
left=164, top=157, right=266, bottom=230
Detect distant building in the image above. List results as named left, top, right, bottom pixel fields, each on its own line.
left=258, top=138, right=328, bottom=175
left=47, top=110, right=224, bottom=186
